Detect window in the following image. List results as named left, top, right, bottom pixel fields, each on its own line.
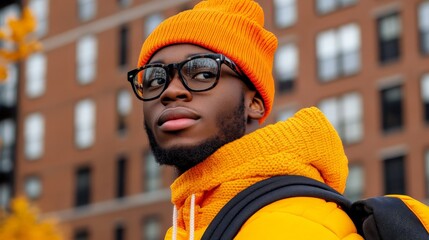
left=0, top=147, right=13, bottom=173
left=0, top=64, right=18, bottom=107
left=144, top=14, right=163, bottom=38
left=144, top=152, right=161, bottom=192
left=114, top=224, right=125, bottom=240
left=377, top=13, right=401, bottom=64
left=316, top=0, right=357, bottom=15
left=74, top=228, right=90, bottom=240
left=29, top=0, right=49, bottom=36
left=421, top=74, right=429, bottom=123
left=26, top=53, right=46, bottom=98
left=24, top=176, right=42, bottom=200
left=0, top=119, right=15, bottom=174
left=0, top=4, right=19, bottom=50
left=274, top=0, right=297, bottom=28
left=380, top=85, right=403, bottom=132
left=118, top=25, right=129, bottom=68
left=384, top=155, right=406, bottom=194
left=116, top=157, right=127, bottom=198
left=0, top=183, right=11, bottom=207
left=117, top=89, right=132, bottom=136
left=76, top=35, right=97, bottom=84
left=75, top=166, right=91, bottom=207
left=419, top=2, right=429, bottom=55
left=78, top=0, right=96, bottom=21
left=0, top=119, right=15, bottom=155
left=316, top=23, right=361, bottom=81
left=75, top=99, right=96, bottom=149
left=24, top=113, right=45, bottom=160
left=344, top=164, right=364, bottom=201
left=275, top=43, right=298, bottom=92
left=143, top=217, right=161, bottom=240
left=318, top=92, right=363, bottom=144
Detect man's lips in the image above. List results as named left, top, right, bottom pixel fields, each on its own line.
left=157, top=107, right=200, bottom=131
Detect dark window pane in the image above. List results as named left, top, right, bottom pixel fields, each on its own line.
left=420, top=32, right=429, bottom=55
left=74, top=229, right=89, bottom=240
left=116, top=157, right=127, bottom=198
left=384, top=155, right=406, bottom=194
left=119, top=25, right=129, bottom=67
left=75, top=167, right=91, bottom=207
left=424, top=101, right=429, bottom=123
left=115, top=225, right=125, bottom=240
left=379, top=38, right=400, bottom=63
left=277, top=78, right=295, bottom=93
left=380, top=85, right=403, bottom=132
left=377, top=13, right=401, bottom=64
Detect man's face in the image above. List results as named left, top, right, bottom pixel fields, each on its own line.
left=143, top=44, right=252, bottom=173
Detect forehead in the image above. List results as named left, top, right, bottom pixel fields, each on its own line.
left=149, top=44, right=215, bottom=63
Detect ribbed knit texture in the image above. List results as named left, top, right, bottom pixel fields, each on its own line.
left=169, top=107, right=349, bottom=232
left=138, top=0, right=278, bottom=122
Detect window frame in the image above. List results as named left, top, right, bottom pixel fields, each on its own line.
left=75, top=166, right=91, bottom=207
left=273, top=0, right=297, bottom=28
left=76, top=35, right=98, bottom=85
left=24, top=112, right=45, bottom=160
left=383, top=155, right=406, bottom=195
left=380, top=84, right=404, bottom=133
left=275, top=43, right=299, bottom=93
left=25, top=53, right=47, bottom=98
left=74, top=99, right=96, bottom=149
left=377, top=12, right=402, bottom=64
left=418, top=2, right=429, bottom=55
left=316, top=23, right=361, bottom=82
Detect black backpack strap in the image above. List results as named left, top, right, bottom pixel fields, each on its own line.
left=202, top=175, right=352, bottom=240
left=351, top=197, right=429, bottom=240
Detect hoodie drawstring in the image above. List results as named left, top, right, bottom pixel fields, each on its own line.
left=172, top=194, right=196, bottom=240
left=172, top=205, right=178, bottom=240
left=189, top=194, right=196, bottom=240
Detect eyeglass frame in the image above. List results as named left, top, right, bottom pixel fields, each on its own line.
left=127, top=53, right=251, bottom=101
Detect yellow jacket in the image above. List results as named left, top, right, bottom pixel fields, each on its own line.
left=165, top=107, right=363, bottom=240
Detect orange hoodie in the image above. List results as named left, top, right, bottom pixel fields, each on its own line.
left=165, top=107, right=363, bottom=240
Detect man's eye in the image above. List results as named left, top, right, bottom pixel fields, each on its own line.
left=193, top=72, right=216, bottom=80
left=149, top=78, right=166, bottom=88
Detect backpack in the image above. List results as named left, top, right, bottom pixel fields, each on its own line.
left=202, top=175, right=429, bottom=240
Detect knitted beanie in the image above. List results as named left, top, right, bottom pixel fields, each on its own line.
left=138, top=0, right=278, bottom=123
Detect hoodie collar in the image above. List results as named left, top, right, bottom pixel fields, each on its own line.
left=170, top=107, right=349, bottom=209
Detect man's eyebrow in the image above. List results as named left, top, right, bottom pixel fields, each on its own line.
left=148, top=60, right=164, bottom=64
left=185, top=52, right=211, bottom=58
left=149, top=52, right=213, bottom=64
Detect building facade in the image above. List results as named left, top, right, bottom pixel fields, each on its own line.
left=1, top=0, right=429, bottom=239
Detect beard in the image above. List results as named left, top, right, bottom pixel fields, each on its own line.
left=144, top=95, right=246, bottom=174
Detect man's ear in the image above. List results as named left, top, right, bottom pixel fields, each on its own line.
left=246, top=92, right=265, bottom=121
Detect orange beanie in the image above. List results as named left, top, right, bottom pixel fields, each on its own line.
left=137, top=0, right=278, bottom=122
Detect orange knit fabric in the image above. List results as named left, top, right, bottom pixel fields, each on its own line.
left=138, top=0, right=278, bottom=123
left=169, top=107, right=349, bottom=233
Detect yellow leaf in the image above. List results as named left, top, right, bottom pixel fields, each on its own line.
left=0, top=66, right=7, bottom=82
left=0, top=197, right=63, bottom=240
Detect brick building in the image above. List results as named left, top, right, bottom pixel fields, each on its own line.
left=1, top=0, right=429, bottom=239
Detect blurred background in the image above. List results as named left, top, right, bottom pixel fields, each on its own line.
left=1, top=0, right=429, bottom=239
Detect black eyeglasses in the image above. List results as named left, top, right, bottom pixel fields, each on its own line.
left=127, top=54, right=247, bottom=101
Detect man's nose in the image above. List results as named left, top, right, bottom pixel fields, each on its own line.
left=159, top=73, right=192, bottom=104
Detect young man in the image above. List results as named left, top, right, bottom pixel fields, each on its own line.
left=128, top=0, right=363, bottom=239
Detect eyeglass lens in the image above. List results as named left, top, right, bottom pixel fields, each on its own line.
left=133, top=57, right=220, bottom=100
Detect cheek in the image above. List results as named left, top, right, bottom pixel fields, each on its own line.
left=143, top=103, right=157, bottom=126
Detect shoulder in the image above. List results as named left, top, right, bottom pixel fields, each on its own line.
left=235, top=197, right=363, bottom=240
